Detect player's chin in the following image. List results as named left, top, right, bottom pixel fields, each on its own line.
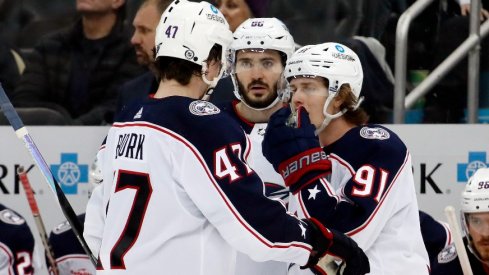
left=476, top=245, right=489, bottom=260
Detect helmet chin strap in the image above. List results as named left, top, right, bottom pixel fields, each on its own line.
left=240, top=94, right=281, bottom=111
left=314, top=95, right=364, bottom=136
left=200, top=61, right=226, bottom=101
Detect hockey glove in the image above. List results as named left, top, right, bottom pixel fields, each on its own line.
left=262, top=106, right=331, bottom=192
left=303, top=218, right=370, bottom=275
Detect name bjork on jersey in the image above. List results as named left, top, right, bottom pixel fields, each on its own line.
left=116, top=133, right=145, bottom=160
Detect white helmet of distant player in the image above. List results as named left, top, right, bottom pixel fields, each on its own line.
left=230, top=17, right=295, bottom=110
left=284, top=42, right=363, bottom=133
left=88, top=154, right=103, bottom=199
left=461, top=167, right=489, bottom=262
left=155, top=0, right=232, bottom=89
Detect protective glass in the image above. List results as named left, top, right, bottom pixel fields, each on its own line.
left=466, top=213, right=489, bottom=234
left=233, top=49, right=284, bottom=74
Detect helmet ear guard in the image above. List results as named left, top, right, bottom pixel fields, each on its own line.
left=155, top=0, right=233, bottom=88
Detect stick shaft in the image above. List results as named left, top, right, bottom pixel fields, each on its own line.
left=18, top=167, right=59, bottom=275
left=445, top=206, right=473, bottom=275
left=0, top=83, right=96, bottom=266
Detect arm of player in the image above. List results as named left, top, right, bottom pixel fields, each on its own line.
left=175, top=126, right=368, bottom=273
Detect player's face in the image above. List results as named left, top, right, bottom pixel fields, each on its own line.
left=216, top=0, right=252, bottom=32
left=290, top=77, right=330, bottom=129
left=235, top=50, right=283, bottom=109
left=77, top=0, right=124, bottom=14
left=131, top=3, right=161, bottom=66
left=468, top=212, right=489, bottom=261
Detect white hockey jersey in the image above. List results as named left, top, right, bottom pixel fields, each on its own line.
left=288, top=125, right=430, bottom=274
left=89, top=96, right=320, bottom=275
left=220, top=101, right=288, bottom=275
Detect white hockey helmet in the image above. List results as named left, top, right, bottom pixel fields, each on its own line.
left=285, top=42, right=363, bottom=133
left=462, top=168, right=489, bottom=213
left=461, top=168, right=489, bottom=261
left=230, top=17, right=295, bottom=110
left=155, top=0, right=233, bottom=88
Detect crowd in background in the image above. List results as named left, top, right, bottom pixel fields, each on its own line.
left=0, top=0, right=488, bottom=125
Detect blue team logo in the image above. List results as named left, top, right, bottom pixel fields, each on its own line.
left=335, top=44, right=345, bottom=53
left=51, top=153, right=88, bottom=194
left=457, top=151, right=489, bottom=182
left=210, top=4, right=218, bottom=14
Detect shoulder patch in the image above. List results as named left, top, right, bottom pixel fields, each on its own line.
left=359, top=127, right=390, bottom=140
left=53, top=220, right=72, bottom=235
left=189, top=100, right=220, bottom=116
left=437, top=243, right=458, bottom=264
left=0, top=209, right=25, bottom=225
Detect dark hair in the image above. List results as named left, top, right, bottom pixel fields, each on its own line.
left=322, top=78, right=369, bottom=125
left=154, top=44, right=222, bottom=85
left=337, top=84, right=369, bottom=125
left=141, top=0, right=172, bottom=14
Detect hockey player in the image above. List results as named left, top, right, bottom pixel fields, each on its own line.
left=262, top=42, right=429, bottom=274
left=219, top=17, right=294, bottom=274
left=85, top=1, right=369, bottom=274
left=0, top=203, right=38, bottom=274
left=431, top=168, right=489, bottom=274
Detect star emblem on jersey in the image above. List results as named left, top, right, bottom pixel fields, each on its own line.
left=299, top=222, right=307, bottom=238
left=189, top=100, right=220, bottom=116
left=308, top=185, right=321, bottom=200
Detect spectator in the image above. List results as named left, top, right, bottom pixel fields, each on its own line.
left=431, top=168, right=489, bottom=274
left=114, top=0, right=171, bottom=119
left=215, top=0, right=269, bottom=32
left=0, top=203, right=40, bottom=274
left=0, top=37, right=21, bottom=97
left=12, top=0, right=145, bottom=125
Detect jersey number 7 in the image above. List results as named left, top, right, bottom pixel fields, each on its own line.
left=103, top=170, right=153, bottom=270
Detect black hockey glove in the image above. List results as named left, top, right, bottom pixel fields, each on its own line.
left=262, top=106, right=331, bottom=192
left=303, top=218, right=370, bottom=275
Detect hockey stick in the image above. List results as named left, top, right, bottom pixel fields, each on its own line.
left=0, top=83, right=97, bottom=266
left=18, top=166, right=59, bottom=275
left=444, top=206, right=473, bottom=275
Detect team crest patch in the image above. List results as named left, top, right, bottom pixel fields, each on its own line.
left=53, top=220, right=72, bottom=235
left=437, top=243, right=458, bottom=263
left=360, top=127, right=390, bottom=140
left=0, top=209, right=25, bottom=225
left=189, top=100, right=220, bottom=116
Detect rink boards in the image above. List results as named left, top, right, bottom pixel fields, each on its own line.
left=0, top=124, right=488, bottom=273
